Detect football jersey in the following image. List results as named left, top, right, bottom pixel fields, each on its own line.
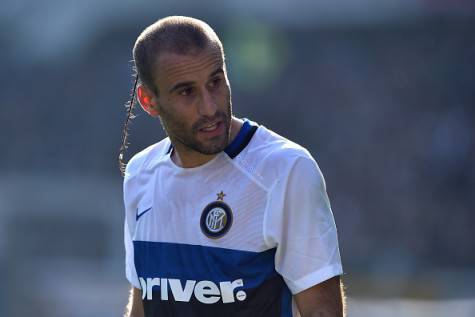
left=123, top=119, right=343, bottom=317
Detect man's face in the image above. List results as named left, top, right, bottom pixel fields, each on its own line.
left=152, top=47, right=232, bottom=155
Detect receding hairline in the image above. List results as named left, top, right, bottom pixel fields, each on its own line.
left=154, top=45, right=224, bottom=75
left=152, top=46, right=225, bottom=94
left=132, top=16, right=225, bottom=93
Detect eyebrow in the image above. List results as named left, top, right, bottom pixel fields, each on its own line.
left=169, top=81, right=194, bottom=94
left=168, top=67, right=224, bottom=94
left=209, top=67, right=224, bottom=78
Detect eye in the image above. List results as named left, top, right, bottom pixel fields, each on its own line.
left=209, top=77, right=222, bottom=89
left=179, top=87, right=194, bottom=96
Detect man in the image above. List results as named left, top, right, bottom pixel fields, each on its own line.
left=120, top=16, right=345, bottom=317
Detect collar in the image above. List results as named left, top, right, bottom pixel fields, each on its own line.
left=224, top=119, right=258, bottom=159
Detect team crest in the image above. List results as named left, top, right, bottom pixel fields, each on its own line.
left=200, top=191, right=233, bottom=239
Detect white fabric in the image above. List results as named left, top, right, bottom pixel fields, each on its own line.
left=264, top=154, right=343, bottom=294
left=123, top=122, right=343, bottom=295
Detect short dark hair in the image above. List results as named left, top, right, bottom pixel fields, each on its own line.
left=119, top=16, right=224, bottom=175
left=133, top=16, right=224, bottom=94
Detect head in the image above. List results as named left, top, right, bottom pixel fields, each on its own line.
left=119, top=16, right=232, bottom=173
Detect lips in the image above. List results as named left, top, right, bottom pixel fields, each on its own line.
left=198, top=120, right=224, bottom=137
left=200, top=122, right=220, bottom=132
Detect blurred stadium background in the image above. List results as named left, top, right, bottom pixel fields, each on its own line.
left=1, top=0, right=474, bottom=316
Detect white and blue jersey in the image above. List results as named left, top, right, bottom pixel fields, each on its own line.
left=123, top=120, right=343, bottom=316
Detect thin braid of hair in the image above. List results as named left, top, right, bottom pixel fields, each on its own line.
left=119, top=73, right=139, bottom=176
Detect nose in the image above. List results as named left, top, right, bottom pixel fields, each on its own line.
left=197, top=89, right=218, bottom=117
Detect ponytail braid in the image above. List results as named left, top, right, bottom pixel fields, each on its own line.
left=118, top=74, right=139, bottom=176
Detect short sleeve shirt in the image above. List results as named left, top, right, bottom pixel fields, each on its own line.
left=123, top=120, right=343, bottom=317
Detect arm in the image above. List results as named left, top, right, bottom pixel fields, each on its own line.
left=294, top=276, right=345, bottom=317
left=124, top=287, right=144, bottom=317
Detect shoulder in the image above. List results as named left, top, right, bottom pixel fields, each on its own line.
left=124, top=137, right=171, bottom=181
left=259, top=126, right=313, bottom=159
left=123, top=138, right=170, bottom=209
left=236, top=124, right=323, bottom=190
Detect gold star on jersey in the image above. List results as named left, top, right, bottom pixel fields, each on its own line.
left=200, top=191, right=233, bottom=239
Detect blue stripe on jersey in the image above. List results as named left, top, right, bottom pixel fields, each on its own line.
left=134, top=241, right=276, bottom=288
left=134, top=241, right=293, bottom=316
left=280, top=285, right=292, bottom=317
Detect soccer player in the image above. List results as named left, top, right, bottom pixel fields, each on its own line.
left=120, top=16, right=345, bottom=317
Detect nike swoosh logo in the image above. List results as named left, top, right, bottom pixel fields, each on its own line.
left=136, top=207, right=152, bottom=221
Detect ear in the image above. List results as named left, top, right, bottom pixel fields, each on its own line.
left=137, top=85, right=160, bottom=118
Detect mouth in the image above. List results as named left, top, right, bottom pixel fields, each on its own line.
left=199, top=121, right=221, bottom=132
left=198, top=120, right=225, bottom=137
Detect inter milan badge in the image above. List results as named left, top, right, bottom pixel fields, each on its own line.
left=200, top=191, right=233, bottom=239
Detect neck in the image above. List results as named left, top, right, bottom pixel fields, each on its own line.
left=171, top=117, right=243, bottom=168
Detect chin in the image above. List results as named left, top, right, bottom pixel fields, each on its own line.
left=199, top=138, right=228, bottom=155
left=200, top=144, right=227, bottom=155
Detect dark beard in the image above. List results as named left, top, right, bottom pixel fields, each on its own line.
left=159, top=101, right=232, bottom=155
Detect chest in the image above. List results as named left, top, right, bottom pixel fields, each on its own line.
left=132, top=163, right=270, bottom=253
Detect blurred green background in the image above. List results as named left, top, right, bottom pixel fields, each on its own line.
left=1, top=0, right=474, bottom=316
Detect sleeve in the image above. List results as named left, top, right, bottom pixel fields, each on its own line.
left=123, top=166, right=142, bottom=289
left=267, top=156, right=343, bottom=295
